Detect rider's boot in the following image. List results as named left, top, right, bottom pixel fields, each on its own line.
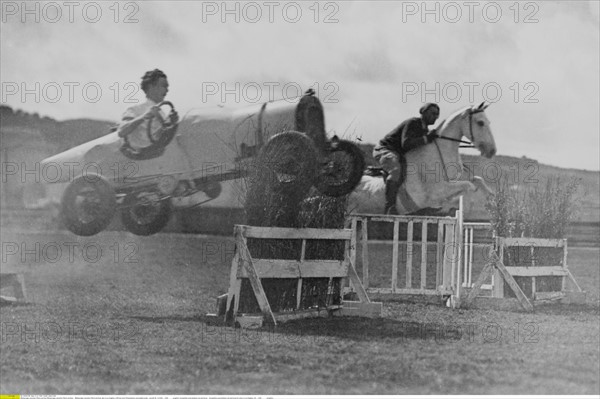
left=384, top=179, right=400, bottom=215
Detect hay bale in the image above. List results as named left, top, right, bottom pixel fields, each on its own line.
left=299, top=191, right=348, bottom=261
left=241, top=131, right=350, bottom=315
left=242, top=188, right=349, bottom=314
left=245, top=131, right=317, bottom=228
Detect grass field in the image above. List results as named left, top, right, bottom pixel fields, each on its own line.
left=1, top=228, right=598, bottom=395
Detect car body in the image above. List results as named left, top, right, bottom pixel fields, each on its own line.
left=41, top=92, right=364, bottom=236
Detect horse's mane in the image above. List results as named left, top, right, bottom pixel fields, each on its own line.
left=437, top=106, right=472, bottom=134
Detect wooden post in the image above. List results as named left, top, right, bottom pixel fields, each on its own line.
left=462, top=226, right=469, bottom=287
left=442, top=224, right=449, bottom=291
left=391, top=219, right=399, bottom=293
left=436, top=221, right=443, bottom=289
left=420, top=221, right=427, bottom=290
left=296, top=239, right=306, bottom=310
left=347, top=257, right=370, bottom=304
left=455, top=197, right=464, bottom=301
left=468, top=227, right=474, bottom=287
left=493, top=237, right=505, bottom=298
left=361, top=217, right=369, bottom=290
left=225, top=228, right=243, bottom=321
left=562, top=238, right=568, bottom=292
left=237, top=232, right=277, bottom=325
left=462, top=258, right=494, bottom=306
left=406, top=220, right=414, bottom=288
left=350, top=217, right=358, bottom=291
left=492, top=252, right=534, bottom=312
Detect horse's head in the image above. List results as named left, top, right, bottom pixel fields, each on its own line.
left=461, top=102, right=496, bottom=158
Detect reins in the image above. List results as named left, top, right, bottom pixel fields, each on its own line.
left=437, top=136, right=474, bottom=147
left=433, top=108, right=483, bottom=182
left=435, top=108, right=483, bottom=149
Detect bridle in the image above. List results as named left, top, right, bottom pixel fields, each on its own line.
left=433, top=107, right=485, bottom=182
left=436, top=108, right=484, bottom=148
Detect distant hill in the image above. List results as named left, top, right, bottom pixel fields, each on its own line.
left=1, top=105, right=597, bottom=222
left=0, top=105, right=115, bottom=154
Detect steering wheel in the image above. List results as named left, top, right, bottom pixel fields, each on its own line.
left=121, top=101, right=179, bottom=160
left=146, top=101, right=178, bottom=145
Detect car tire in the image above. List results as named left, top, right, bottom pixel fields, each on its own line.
left=316, top=139, right=365, bottom=197
left=245, top=131, right=318, bottom=226
left=120, top=191, right=172, bottom=236
left=61, top=175, right=116, bottom=236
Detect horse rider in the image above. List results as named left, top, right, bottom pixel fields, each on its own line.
left=372, top=103, right=441, bottom=214
left=118, top=68, right=178, bottom=150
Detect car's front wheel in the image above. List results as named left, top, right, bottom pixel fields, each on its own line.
left=245, top=131, right=318, bottom=226
left=316, top=139, right=365, bottom=197
left=61, top=175, right=116, bottom=236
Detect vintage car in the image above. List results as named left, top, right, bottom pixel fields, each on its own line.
left=40, top=91, right=364, bottom=236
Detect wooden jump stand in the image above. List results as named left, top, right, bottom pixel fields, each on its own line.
left=345, top=200, right=465, bottom=307
left=0, top=269, right=27, bottom=304
left=210, top=225, right=382, bottom=329
left=461, top=237, right=585, bottom=311
left=346, top=213, right=460, bottom=298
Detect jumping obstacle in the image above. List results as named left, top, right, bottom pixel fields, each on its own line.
left=462, top=237, right=586, bottom=311
left=346, top=213, right=462, bottom=300
left=346, top=199, right=465, bottom=305
left=347, top=197, right=586, bottom=311
left=210, top=224, right=382, bottom=328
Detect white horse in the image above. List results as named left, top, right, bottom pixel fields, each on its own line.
left=348, top=102, right=496, bottom=215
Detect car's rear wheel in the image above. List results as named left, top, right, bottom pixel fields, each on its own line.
left=120, top=191, right=172, bottom=236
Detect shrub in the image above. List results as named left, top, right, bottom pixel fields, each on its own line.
left=485, top=177, right=581, bottom=238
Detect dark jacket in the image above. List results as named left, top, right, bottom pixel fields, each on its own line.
left=379, top=117, right=429, bottom=154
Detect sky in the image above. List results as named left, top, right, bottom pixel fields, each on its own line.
left=1, top=0, right=599, bottom=170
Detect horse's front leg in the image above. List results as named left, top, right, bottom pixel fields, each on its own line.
left=443, top=178, right=494, bottom=207
left=427, top=181, right=476, bottom=206
left=472, top=176, right=494, bottom=196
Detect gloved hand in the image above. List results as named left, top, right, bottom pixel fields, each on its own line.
left=169, top=110, right=179, bottom=124
left=426, top=130, right=439, bottom=143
